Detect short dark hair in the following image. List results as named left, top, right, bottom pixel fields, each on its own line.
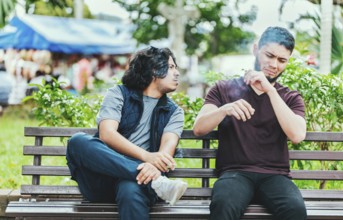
left=122, top=46, right=177, bottom=90
left=258, top=26, right=295, bottom=53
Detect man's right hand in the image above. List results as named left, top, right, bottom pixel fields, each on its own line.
left=136, top=162, right=161, bottom=185
left=142, top=151, right=176, bottom=173
left=220, top=99, right=255, bottom=122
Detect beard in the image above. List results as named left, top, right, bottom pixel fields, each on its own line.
left=254, top=58, right=283, bottom=83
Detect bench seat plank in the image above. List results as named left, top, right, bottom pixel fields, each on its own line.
left=6, top=201, right=343, bottom=219
left=22, top=165, right=343, bottom=181
left=20, top=185, right=343, bottom=201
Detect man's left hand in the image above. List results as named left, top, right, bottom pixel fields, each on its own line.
left=136, top=162, right=161, bottom=185
left=244, top=70, right=274, bottom=93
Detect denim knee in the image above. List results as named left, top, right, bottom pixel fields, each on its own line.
left=274, top=196, right=307, bottom=220
left=66, top=132, right=87, bottom=177
left=116, top=180, right=152, bottom=220
left=209, top=172, right=257, bottom=220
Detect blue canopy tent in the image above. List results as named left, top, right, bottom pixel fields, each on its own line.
left=0, top=15, right=136, bottom=55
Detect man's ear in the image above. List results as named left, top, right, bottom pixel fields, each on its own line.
left=253, top=44, right=258, bottom=56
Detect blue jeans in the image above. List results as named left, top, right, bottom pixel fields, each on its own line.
left=210, top=171, right=307, bottom=220
left=66, top=132, right=158, bottom=220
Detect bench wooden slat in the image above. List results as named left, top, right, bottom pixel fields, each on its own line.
left=305, top=132, right=343, bottom=142
left=290, top=170, right=343, bottom=180
left=21, top=166, right=218, bottom=178
left=25, top=127, right=97, bottom=137
left=22, top=166, right=71, bottom=176
left=24, top=127, right=218, bottom=140
left=23, top=145, right=343, bottom=161
left=20, top=186, right=212, bottom=198
left=6, top=201, right=343, bottom=219
left=23, top=147, right=219, bottom=158
left=20, top=185, right=343, bottom=201
left=24, top=146, right=67, bottom=156
left=24, top=127, right=343, bottom=142
left=301, top=189, right=343, bottom=200
left=22, top=165, right=343, bottom=181
left=21, top=185, right=81, bottom=195
left=289, top=151, right=343, bottom=160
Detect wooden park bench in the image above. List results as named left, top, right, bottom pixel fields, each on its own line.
left=5, top=126, right=343, bottom=219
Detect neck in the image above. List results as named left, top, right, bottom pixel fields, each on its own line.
left=143, top=84, right=163, bottom=98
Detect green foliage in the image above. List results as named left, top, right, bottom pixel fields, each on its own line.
left=279, top=58, right=343, bottom=134
left=29, top=0, right=93, bottom=18
left=23, top=78, right=102, bottom=127
left=113, top=0, right=256, bottom=58
left=0, top=0, right=94, bottom=28
left=279, top=58, right=343, bottom=187
left=331, top=26, right=343, bottom=75
left=204, top=70, right=240, bottom=87
left=170, top=92, right=203, bottom=129
left=0, top=0, right=16, bottom=27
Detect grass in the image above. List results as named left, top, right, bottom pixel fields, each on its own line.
left=0, top=104, right=75, bottom=189
left=0, top=105, right=39, bottom=188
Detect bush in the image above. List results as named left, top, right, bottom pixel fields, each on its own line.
left=23, top=78, right=102, bottom=127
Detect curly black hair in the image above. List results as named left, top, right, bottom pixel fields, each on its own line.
left=122, top=46, right=177, bottom=90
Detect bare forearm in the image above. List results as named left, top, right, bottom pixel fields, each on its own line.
left=100, top=131, right=147, bottom=161
left=99, top=123, right=148, bottom=161
left=193, top=106, right=226, bottom=136
left=158, top=133, right=179, bottom=156
left=267, top=88, right=306, bottom=143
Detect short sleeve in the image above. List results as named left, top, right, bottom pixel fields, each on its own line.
left=287, top=92, right=306, bottom=118
left=163, top=106, right=184, bottom=138
left=204, top=82, right=223, bottom=107
left=96, top=86, right=124, bottom=126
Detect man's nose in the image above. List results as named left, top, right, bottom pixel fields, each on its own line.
left=270, top=58, right=278, bottom=68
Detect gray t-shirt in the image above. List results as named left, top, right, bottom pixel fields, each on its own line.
left=96, top=86, right=184, bottom=151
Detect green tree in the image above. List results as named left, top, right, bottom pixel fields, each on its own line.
left=0, top=0, right=93, bottom=27
left=280, top=0, right=343, bottom=75
left=30, top=0, right=93, bottom=18
left=113, top=0, right=257, bottom=58
left=0, top=0, right=16, bottom=27
left=295, top=12, right=343, bottom=75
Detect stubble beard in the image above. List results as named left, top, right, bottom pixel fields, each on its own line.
left=254, top=58, right=283, bottom=83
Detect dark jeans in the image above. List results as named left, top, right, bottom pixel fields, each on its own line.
left=66, top=132, right=158, bottom=220
left=210, top=171, right=307, bottom=220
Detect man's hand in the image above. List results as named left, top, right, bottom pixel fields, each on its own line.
left=136, top=163, right=161, bottom=185
left=244, top=70, right=275, bottom=93
left=220, top=99, right=255, bottom=122
left=142, top=151, right=176, bottom=172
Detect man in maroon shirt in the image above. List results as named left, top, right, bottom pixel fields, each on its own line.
left=193, top=26, right=307, bottom=220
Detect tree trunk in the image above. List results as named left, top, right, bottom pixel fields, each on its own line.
left=74, top=0, right=84, bottom=19
left=319, top=0, right=333, bottom=74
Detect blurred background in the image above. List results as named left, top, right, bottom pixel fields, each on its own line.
left=0, top=0, right=341, bottom=108
left=0, top=0, right=342, bottom=192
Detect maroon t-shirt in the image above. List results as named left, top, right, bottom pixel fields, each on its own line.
left=204, top=77, right=305, bottom=176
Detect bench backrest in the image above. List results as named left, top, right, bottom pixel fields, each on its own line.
left=22, top=127, right=343, bottom=200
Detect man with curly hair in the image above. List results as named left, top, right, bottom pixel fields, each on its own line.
left=66, top=46, right=187, bottom=220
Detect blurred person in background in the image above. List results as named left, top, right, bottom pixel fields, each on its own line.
left=0, top=61, right=15, bottom=114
